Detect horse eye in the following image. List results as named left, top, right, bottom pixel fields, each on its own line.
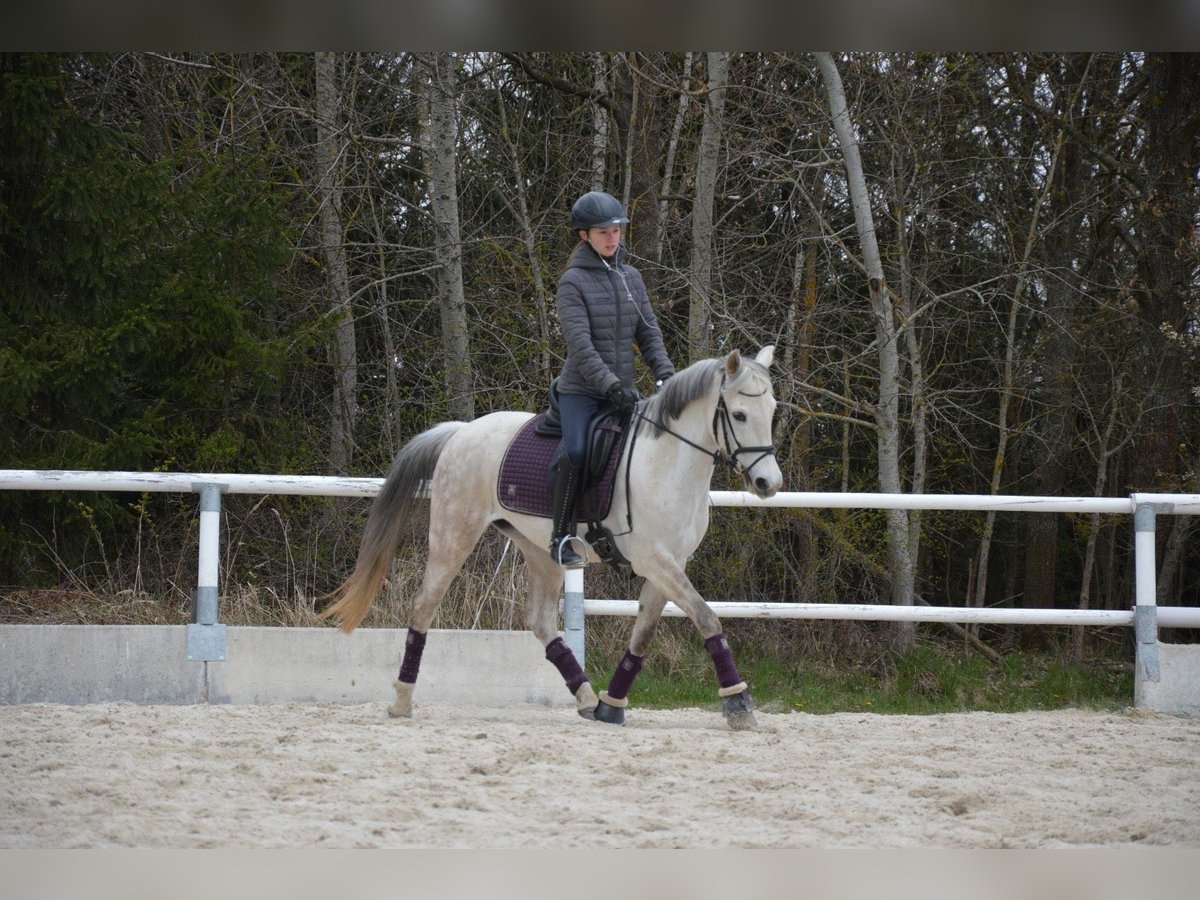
left=733, top=412, right=747, bottom=423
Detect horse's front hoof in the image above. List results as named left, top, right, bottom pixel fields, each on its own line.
left=593, top=691, right=627, bottom=725
left=594, top=700, right=625, bottom=725
left=722, top=689, right=757, bottom=731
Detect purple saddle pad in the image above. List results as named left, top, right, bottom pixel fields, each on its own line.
left=497, top=413, right=623, bottom=520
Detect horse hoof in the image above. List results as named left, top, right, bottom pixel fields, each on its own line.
left=576, top=682, right=599, bottom=720
left=388, top=679, right=414, bottom=718
left=722, top=689, right=757, bottom=731
left=593, top=699, right=626, bottom=726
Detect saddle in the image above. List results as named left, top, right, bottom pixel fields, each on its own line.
left=534, top=379, right=623, bottom=487
left=497, top=380, right=629, bottom=526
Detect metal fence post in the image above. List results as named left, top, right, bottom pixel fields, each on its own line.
left=1133, top=502, right=1160, bottom=687
left=563, top=567, right=586, bottom=670
left=187, top=482, right=227, bottom=661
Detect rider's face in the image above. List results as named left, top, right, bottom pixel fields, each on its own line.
left=582, top=224, right=622, bottom=257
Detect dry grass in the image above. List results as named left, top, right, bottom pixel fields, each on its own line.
left=2, top=525, right=583, bottom=633
left=1, top=587, right=188, bottom=626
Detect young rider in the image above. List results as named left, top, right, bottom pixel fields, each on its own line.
left=549, top=190, right=676, bottom=567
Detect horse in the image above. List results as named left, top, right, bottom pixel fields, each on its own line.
left=320, top=346, right=783, bottom=730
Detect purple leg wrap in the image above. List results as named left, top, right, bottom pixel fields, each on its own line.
left=604, top=650, right=645, bottom=701
left=704, top=633, right=743, bottom=689
left=398, top=629, right=427, bottom=684
left=545, top=637, right=587, bottom=695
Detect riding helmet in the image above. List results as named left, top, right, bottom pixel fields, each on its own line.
left=570, top=191, right=629, bottom=230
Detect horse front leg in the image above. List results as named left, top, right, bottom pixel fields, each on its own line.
left=641, top=552, right=757, bottom=732
left=593, top=581, right=667, bottom=726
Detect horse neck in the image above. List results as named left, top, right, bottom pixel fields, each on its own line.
left=676, top=385, right=722, bottom=454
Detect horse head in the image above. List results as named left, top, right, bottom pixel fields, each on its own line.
left=718, top=346, right=783, bottom=499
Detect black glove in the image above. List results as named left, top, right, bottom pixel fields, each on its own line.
left=655, top=372, right=673, bottom=390
left=607, top=384, right=640, bottom=413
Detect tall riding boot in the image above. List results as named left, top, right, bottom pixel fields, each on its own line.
left=549, top=460, right=585, bottom=567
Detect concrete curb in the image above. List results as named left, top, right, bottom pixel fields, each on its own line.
left=6, top=624, right=1197, bottom=715
left=0, top=625, right=573, bottom=708
left=1135, top=640, right=1200, bottom=716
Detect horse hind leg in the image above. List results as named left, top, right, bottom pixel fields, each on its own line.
left=388, top=504, right=490, bottom=719
left=499, top=525, right=598, bottom=719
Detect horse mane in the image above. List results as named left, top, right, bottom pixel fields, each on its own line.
left=642, top=354, right=774, bottom=439
left=636, top=357, right=735, bottom=438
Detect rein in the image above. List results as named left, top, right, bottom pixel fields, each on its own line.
left=604, top=370, right=777, bottom=550
left=631, top=405, right=720, bottom=464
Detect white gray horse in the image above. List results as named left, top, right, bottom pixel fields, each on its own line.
left=321, top=346, right=782, bottom=730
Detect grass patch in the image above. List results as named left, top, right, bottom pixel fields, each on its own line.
left=585, top=636, right=1133, bottom=715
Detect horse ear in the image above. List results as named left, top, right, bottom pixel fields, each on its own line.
left=756, top=345, right=776, bottom=368
left=724, top=349, right=742, bottom=378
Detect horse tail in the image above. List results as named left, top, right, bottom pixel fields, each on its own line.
left=319, top=421, right=465, bottom=633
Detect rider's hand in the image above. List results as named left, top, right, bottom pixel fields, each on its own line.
left=607, top=384, right=640, bottom=413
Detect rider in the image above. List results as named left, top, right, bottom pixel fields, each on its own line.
left=550, top=190, right=676, bottom=567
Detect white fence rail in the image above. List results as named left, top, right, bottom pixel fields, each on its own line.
left=2, top=470, right=1199, bottom=704
left=582, top=599, right=1200, bottom=628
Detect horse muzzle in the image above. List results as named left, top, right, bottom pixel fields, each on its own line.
left=742, top=457, right=783, bottom=499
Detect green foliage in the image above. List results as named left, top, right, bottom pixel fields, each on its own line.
left=0, top=54, right=311, bottom=583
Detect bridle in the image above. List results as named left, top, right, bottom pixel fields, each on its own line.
left=607, top=371, right=776, bottom=542
left=632, top=373, right=776, bottom=479
left=712, top=391, right=777, bottom=478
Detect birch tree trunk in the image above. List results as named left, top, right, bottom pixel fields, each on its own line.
left=591, top=53, right=608, bottom=190
left=493, top=73, right=552, bottom=381
left=688, top=51, right=729, bottom=364
left=655, top=51, right=693, bottom=264
left=816, top=51, right=914, bottom=649
left=314, top=51, right=357, bottom=474
left=422, top=53, right=474, bottom=421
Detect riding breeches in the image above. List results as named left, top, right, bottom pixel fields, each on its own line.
left=557, top=391, right=605, bottom=469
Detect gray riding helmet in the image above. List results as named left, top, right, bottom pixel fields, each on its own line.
left=570, top=191, right=630, bottom=230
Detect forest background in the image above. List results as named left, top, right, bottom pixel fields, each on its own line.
left=2, top=52, right=1198, bottom=663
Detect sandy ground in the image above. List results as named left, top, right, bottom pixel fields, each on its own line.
left=1, top=700, right=1198, bottom=849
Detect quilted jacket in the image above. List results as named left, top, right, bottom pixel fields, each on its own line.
left=554, top=241, right=675, bottom=398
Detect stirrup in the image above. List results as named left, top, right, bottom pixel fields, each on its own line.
left=551, top=535, right=585, bottom=568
